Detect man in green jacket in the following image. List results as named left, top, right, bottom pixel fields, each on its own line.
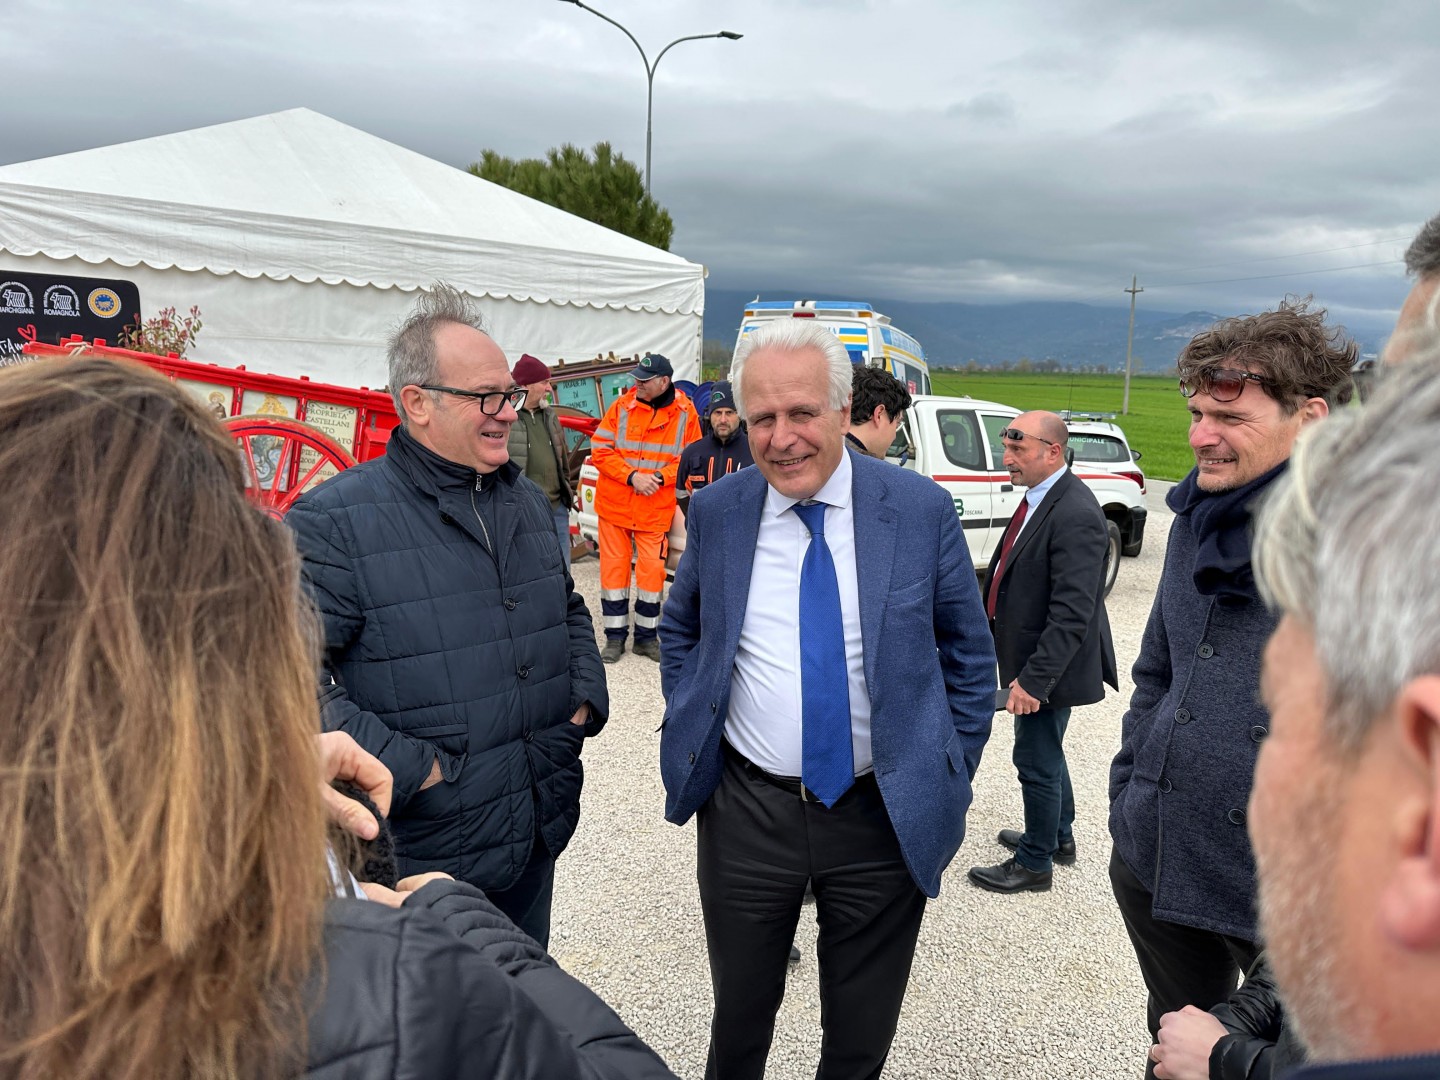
left=508, top=354, right=576, bottom=567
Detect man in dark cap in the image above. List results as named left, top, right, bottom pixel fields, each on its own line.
left=590, top=353, right=701, bottom=663
left=676, top=380, right=754, bottom=516
left=508, top=354, right=576, bottom=567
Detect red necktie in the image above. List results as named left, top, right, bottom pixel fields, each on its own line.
left=986, top=499, right=1029, bottom=619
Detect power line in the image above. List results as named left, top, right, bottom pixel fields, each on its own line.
left=1142, top=236, right=1411, bottom=276
left=1146, top=258, right=1403, bottom=289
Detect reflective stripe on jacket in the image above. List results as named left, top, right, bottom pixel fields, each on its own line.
left=591, top=388, right=701, bottom=532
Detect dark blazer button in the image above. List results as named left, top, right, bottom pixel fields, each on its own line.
left=1228, top=808, right=1247, bottom=825
left=1158, top=777, right=1173, bottom=793
left=517, top=666, right=530, bottom=679
left=711, top=702, right=717, bottom=714
left=1174, top=708, right=1191, bottom=724
left=1197, top=643, right=1214, bottom=658
left=688, top=751, right=696, bottom=764
left=1250, top=725, right=1268, bottom=743
left=504, top=597, right=518, bottom=610
left=440, top=512, right=456, bottom=526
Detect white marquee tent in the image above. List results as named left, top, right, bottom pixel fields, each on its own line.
left=0, top=108, right=705, bottom=387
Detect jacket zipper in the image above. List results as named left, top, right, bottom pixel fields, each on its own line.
left=470, top=478, right=493, bottom=555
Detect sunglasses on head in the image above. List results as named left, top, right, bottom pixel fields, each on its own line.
left=998, top=427, right=1056, bottom=448
left=1178, top=368, right=1268, bottom=403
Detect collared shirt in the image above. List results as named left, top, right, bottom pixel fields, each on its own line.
left=1015, top=464, right=1067, bottom=542
left=726, top=450, right=873, bottom=777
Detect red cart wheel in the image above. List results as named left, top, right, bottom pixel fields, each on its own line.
left=224, top=415, right=357, bottom=518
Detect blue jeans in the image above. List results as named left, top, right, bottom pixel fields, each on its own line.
left=552, top=505, right=571, bottom=570
left=1012, top=705, right=1074, bottom=873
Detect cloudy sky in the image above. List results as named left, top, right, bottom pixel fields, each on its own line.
left=9, top=0, right=1437, bottom=327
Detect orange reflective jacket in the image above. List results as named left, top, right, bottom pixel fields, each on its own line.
left=591, top=388, right=702, bottom=532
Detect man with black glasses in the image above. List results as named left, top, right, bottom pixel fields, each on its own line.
left=1107, top=299, right=1354, bottom=1077
left=287, top=283, right=608, bottom=947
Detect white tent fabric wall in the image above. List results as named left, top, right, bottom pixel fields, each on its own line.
left=0, top=109, right=704, bottom=386
left=0, top=252, right=702, bottom=390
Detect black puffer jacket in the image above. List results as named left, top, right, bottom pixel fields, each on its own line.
left=306, top=881, right=676, bottom=1078
left=288, top=427, right=608, bottom=891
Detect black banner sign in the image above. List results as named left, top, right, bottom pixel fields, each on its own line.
left=0, top=270, right=141, bottom=367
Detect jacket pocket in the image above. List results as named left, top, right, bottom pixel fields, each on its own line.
left=410, top=722, right=469, bottom=757
left=944, top=731, right=968, bottom=774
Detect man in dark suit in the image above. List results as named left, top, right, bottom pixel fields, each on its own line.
left=658, top=320, right=996, bottom=1080
left=968, top=411, right=1117, bottom=894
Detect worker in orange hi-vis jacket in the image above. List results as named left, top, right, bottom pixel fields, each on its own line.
left=590, top=353, right=702, bottom=665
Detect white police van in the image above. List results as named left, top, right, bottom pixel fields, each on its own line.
left=888, top=396, right=1148, bottom=596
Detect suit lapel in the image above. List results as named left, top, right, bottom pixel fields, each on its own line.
left=1004, top=469, right=1071, bottom=568
left=722, top=470, right=767, bottom=655
left=851, top=455, right=896, bottom=692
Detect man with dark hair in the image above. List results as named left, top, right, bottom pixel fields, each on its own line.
left=677, top=380, right=753, bottom=516
left=507, top=353, right=575, bottom=567
left=1108, top=298, right=1355, bottom=1077
left=968, top=410, right=1117, bottom=895
left=1385, top=213, right=1440, bottom=365
left=846, top=365, right=912, bottom=458
left=287, top=283, right=608, bottom=948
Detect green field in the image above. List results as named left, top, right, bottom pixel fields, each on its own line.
left=928, top=372, right=1196, bottom=482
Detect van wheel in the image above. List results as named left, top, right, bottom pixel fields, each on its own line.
left=1103, top=521, right=1122, bottom=597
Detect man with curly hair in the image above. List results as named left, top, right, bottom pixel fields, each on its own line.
left=1108, top=298, right=1355, bottom=1078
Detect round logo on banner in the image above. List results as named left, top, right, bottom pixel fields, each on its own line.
left=88, top=288, right=122, bottom=318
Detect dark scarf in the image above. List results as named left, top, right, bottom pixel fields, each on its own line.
left=642, top=383, right=677, bottom=411
left=1165, top=461, right=1287, bottom=604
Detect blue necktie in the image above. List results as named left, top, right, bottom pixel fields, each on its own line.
left=792, top=500, right=854, bottom=807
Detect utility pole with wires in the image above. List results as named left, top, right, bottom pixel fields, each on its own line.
left=1122, top=275, right=1144, bottom=415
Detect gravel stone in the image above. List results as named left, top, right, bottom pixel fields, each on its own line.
left=550, top=482, right=1177, bottom=1080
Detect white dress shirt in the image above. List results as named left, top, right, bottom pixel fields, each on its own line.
left=726, top=450, right=873, bottom=777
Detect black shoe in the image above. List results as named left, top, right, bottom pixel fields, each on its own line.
left=997, top=828, right=1076, bottom=866
left=967, top=857, right=1053, bottom=894
left=788, top=944, right=801, bottom=967
left=633, top=638, right=662, bottom=662
left=600, top=639, right=625, bottom=664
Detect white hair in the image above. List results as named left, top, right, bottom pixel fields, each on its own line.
left=1254, top=347, right=1440, bottom=748
left=729, top=320, right=854, bottom=420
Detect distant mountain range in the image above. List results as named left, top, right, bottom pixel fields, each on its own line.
left=702, top=289, right=1388, bottom=371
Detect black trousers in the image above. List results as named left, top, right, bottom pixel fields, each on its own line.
left=486, top=831, right=556, bottom=949
left=697, top=746, right=927, bottom=1080
left=1108, top=846, right=1260, bottom=1079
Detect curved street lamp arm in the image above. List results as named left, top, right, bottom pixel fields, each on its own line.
left=570, top=1, right=651, bottom=73
left=652, top=32, right=729, bottom=73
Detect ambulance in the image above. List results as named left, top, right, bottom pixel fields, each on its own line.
left=733, top=300, right=932, bottom=394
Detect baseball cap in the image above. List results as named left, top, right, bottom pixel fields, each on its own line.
left=632, top=353, right=674, bottom=380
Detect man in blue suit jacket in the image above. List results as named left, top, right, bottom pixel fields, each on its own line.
left=659, top=321, right=995, bottom=1080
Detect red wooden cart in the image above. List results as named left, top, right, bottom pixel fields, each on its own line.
left=19, top=334, right=602, bottom=519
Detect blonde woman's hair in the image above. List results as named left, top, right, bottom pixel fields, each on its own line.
left=0, top=358, right=331, bottom=1079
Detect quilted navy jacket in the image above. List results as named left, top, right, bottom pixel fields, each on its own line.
left=288, top=426, right=608, bottom=891
left=305, top=881, right=676, bottom=1079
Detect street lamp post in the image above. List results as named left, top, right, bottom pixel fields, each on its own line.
left=557, top=0, right=741, bottom=194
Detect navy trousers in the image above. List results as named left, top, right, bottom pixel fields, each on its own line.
left=1011, top=704, right=1074, bottom=872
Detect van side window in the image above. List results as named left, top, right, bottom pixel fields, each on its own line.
left=937, top=410, right=985, bottom=470
left=980, top=414, right=1013, bottom=469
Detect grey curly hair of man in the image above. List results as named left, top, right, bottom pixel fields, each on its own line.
left=728, top=320, right=854, bottom=420
left=1253, top=349, right=1440, bottom=750
left=387, top=283, right=488, bottom=420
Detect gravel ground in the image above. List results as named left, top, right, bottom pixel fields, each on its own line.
left=550, top=481, right=1176, bottom=1080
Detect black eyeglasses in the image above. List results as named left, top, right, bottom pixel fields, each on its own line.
left=417, top=385, right=527, bottom=415
left=1179, top=368, right=1268, bottom=403
left=998, top=427, right=1056, bottom=448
